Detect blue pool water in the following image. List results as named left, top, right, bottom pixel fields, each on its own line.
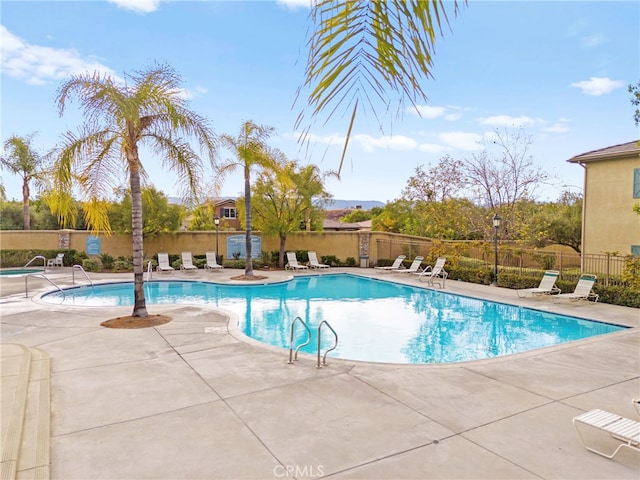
left=41, top=274, right=625, bottom=364
left=0, top=268, right=45, bottom=277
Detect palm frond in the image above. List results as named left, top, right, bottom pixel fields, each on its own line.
left=298, top=0, right=463, bottom=174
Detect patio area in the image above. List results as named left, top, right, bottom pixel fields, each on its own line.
left=1, top=268, right=638, bottom=479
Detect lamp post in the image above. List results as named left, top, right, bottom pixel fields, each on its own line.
left=214, top=216, right=220, bottom=258
left=492, top=214, right=501, bottom=287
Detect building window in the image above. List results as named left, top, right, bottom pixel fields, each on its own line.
left=634, top=168, right=640, bottom=198
left=222, top=207, right=237, bottom=219
left=632, top=245, right=640, bottom=257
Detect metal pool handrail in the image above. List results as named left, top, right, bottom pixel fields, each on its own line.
left=288, top=316, right=311, bottom=364
left=24, top=255, right=46, bottom=268
left=317, top=320, right=338, bottom=369
left=24, top=273, right=64, bottom=298
left=72, top=264, right=94, bottom=286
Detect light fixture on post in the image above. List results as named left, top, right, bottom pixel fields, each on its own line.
left=214, top=216, right=220, bottom=260
left=492, top=214, right=501, bottom=287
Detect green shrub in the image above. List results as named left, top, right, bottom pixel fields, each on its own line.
left=113, top=260, right=131, bottom=272
left=82, top=258, right=100, bottom=272
left=448, top=266, right=492, bottom=285
left=345, top=257, right=356, bottom=266
left=322, top=255, right=340, bottom=266
left=592, top=285, right=640, bottom=308
left=100, top=253, right=115, bottom=270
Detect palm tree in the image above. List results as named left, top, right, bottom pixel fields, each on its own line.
left=217, top=120, right=278, bottom=278
left=1, top=133, right=48, bottom=230
left=51, top=64, right=216, bottom=318
left=299, top=0, right=463, bottom=174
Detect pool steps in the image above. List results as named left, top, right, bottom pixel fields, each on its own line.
left=0, top=344, right=50, bottom=480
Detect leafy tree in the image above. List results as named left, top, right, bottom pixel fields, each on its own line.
left=371, top=199, right=421, bottom=234
left=51, top=64, right=216, bottom=318
left=247, top=160, right=332, bottom=267
left=462, top=127, right=548, bottom=240
left=31, top=198, right=63, bottom=230
left=401, top=155, right=466, bottom=202
left=188, top=200, right=218, bottom=231
left=527, top=192, right=582, bottom=252
left=340, top=210, right=370, bottom=223
left=218, top=121, right=278, bottom=277
left=0, top=201, right=23, bottom=230
left=414, top=198, right=483, bottom=240
left=299, top=0, right=463, bottom=173
left=108, top=186, right=184, bottom=234
left=1, top=133, right=49, bottom=229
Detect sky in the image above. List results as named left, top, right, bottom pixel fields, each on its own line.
left=1, top=0, right=639, bottom=205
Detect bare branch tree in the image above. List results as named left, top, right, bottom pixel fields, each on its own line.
left=462, top=128, right=548, bottom=239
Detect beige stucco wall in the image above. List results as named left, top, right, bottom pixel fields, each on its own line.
left=0, top=229, right=425, bottom=265
left=582, top=156, right=640, bottom=255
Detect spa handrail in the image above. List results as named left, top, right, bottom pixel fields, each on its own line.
left=288, top=316, right=311, bottom=364
left=24, top=255, right=46, bottom=268
left=24, top=273, right=64, bottom=298
left=72, top=264, right=94, bottom=286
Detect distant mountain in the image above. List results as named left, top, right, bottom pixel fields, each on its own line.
left=324, top=199, right=385, bottom=210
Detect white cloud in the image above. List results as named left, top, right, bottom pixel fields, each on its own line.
left=438, top=132, right=483, bottom=151
left=570, top=77, right=625, bottom=96
left=0, top=25, right=121, bottom=85
left=411, top=105, right=446, bottom=119
left=478, top=115, right=537, bottom=127
left=107, top=0, right=160, bottom=13
left=276, top=0, right=314, bottom=10
left=410, top=104, right=462, bottom=122
left=173, top=85, right=208, bottom=100
left=353, top=134, right=418, bottom=152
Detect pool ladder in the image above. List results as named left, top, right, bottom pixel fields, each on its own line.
left=288, top=316, right=338, bottom=368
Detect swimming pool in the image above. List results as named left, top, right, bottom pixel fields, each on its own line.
left=41, top=274, right=626, bottom=364
left=0, top=268, right=46, bottom=277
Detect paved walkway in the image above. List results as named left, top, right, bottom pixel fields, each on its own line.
left=1, top=268, right=639, bottom=479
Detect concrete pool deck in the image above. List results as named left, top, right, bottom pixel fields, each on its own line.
left=1, top=267, right=638, bottom=479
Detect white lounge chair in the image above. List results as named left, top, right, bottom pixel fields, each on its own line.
left=47, top=253, right=64, bottom=268
left=374, top=255, right=406, bottom=272
left=285, top=252, right=309, bottom=271
left=205, top=251, right=223, bottom=270
left=573, top=408, right=640, bottom=459
left=516, top=270, right=561, bottom=298
left=553, top=274, right=598, bottom=303
left=415, top=257, right=448, bottom=288
left=308, top=251, right=329, bottom=269
left=180, top=251, right=198, bottom=272
left=394, top=256, right=424, bottom=274
left=157, top=252, right=175, bottom=273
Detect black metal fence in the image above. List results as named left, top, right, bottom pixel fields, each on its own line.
left=375, top=238, right=632, bottom=287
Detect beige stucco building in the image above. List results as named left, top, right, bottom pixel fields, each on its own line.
left=568, top=141, right=640, bottom=256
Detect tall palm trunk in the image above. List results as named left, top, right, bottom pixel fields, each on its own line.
left=22, top=177, right=30, bottom=230
left=129, top=157, right=148, bottom=318
left=244, top=164, right=253, bottom=276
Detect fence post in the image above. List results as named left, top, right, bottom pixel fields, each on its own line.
left=558, top=251, right=562, bottom=276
